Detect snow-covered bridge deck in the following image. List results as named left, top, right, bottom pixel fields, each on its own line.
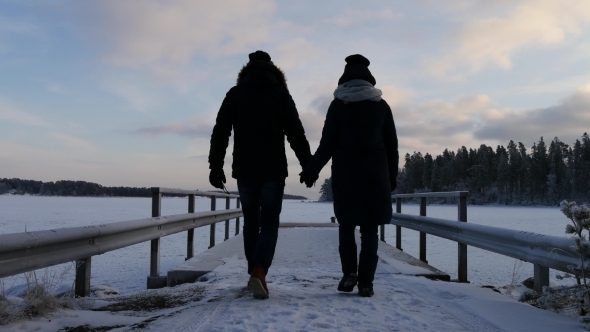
left=4, top=225, right=583, bottom=331
left=167, top=223, right=449, bottom=287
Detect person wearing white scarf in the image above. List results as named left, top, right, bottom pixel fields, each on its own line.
left=300, top=54, right=399, bottom=298
left=333, top=79, right=382, bottom=104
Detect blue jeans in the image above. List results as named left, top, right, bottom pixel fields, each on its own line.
left=237, top=179, right=285, bottom=275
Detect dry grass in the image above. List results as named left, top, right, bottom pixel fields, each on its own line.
left=0, top=264, right=76, bottom=325
left=506, top=259, right=526, bottom=296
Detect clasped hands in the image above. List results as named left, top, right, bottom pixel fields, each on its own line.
left=210, top=167, right=318, bottom=189
left=299, top=171, right=318, bottom=188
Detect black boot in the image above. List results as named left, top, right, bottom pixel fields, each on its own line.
left=358, top=253, right=378, bottom=297
left=338, top=273, right=358, bottom=292
left=338, top=244, right=358, bottom=292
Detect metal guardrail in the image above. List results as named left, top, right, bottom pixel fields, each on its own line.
left=388, top=191, right=468, bottom=282
left=0, top=187, right=243, bottom=297
left=392, top=191, right=469, bottom=199
left=389, top=191, right=589, bottom=292
left=152, top=187, right=239, bottom=198
left=392, top=213, right=586, bottom=272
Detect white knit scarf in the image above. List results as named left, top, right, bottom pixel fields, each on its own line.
left=333, top=79, right=382, bottom=104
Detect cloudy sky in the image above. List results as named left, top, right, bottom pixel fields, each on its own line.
left=1, top=0, right=589, bottom=198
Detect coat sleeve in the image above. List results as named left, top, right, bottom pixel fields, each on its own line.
left=382, top=102, right=399, bottom=184
left=208, top=88, right=235, bottom=170
left=305, top=99, right=340, bottom=176
left=282, top=90, right=312, bottom=169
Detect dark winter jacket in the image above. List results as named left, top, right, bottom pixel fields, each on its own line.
left=208, top=61, right=311, bottom=180
left=305, top=98, right=398, bottom=226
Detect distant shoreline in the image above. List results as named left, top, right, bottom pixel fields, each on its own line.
left=0, top=193, right=310, bottom=200
left=0, top=178, right=308, bottom=200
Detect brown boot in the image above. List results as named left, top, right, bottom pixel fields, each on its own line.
left=248, top=264, right=269, bottom=299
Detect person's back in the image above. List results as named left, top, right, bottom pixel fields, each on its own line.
left=231, top=61, right=291, bottom=179
left=208, top=51, right=311, bottom=300
left=328, top=98, right=396, bottom=219
left=301, top=54, right=398, bottom=297
left=210, top=56, right=310, bottom=181
left=334, top=99, right=390, bottom=152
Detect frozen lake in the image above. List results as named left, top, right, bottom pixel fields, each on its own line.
left=0, top=195, right=574, bottom=294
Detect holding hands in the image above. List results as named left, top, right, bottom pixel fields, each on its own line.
left=299, top=171, right=318, bottom=188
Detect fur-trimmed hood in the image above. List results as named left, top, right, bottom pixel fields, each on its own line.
left=236, top=61, right=288, bottom=89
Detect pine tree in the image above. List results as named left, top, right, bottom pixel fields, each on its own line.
left=423, top=153, right=433, bottom=190
left=318, top=178, right=333, bottom=201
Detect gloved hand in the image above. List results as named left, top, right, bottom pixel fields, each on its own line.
left=209, top=169, right=226, bottom=189
left=390, top=179, right=397, bottom=192
left=299, top=171, right=318, bottom=188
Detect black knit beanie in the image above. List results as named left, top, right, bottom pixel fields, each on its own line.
left=248, top=50, right=271, bottom=63
left=337, top=54, right=376, bottom=85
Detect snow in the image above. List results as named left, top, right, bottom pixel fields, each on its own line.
left=0, top=227, right=583, bottom=331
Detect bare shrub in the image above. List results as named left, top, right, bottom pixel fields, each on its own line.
left=0, top=264, right=76, bottom=325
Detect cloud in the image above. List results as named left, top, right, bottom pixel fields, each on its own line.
left=104, top=79, right=161, bottom=113
left=49, top=132, right=97, bottom=152
left=0, top=98, right=49, bottom=127
left=392, top=94, right=496, bottom=152
left=86, top=0, right=276, bottom=71
left=473, top=84, right=590, bottom=144
left=428, top=0, right=590, bottom=78
left=131, top=118, right=213, bottom=138
left=380, top=85, right=415, bottom=108
left=389, top=84, right=590, bottom=155
left=326, top=8, right=402, bottom=27
left=274, top=38, right=326, bottom=70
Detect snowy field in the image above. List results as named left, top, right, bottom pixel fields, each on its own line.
left=0, top=195, right=575, bottom=296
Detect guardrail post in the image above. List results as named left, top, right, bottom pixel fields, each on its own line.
left=148, top=188, right=166, bottom=289
left=419, top=197, right=427, bottom=263
left=235, top=198, right=241, bottom=235
left=458, top=193, right=468, bottom=282
left=75, top=257, right=91, bottom=297
left=225, top=197, right=230, bottom=241
left=396, top=197, right=402, bottom=251
left=534, top=264, right=549, bottom=293
left=209, top=197, right=216, bottom=248
left=186, top=194, right=195, bottom=260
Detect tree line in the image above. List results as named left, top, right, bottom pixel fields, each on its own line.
left=319, top=133, right=590, bottom=205
left=0, top=178, right=309, bottom=199
left=0, top=178, right=153, bottom=197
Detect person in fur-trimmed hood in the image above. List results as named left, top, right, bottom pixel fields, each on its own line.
left=300, top=54, right=399, bottom=297
left=208, top=51, right=312, bottom=299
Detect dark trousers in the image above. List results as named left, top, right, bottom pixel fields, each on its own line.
left=237, top=179, right=285, bottom=275
left=338, top=224, right=379, bottom=277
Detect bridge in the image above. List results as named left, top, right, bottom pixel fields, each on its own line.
left=0, top=188, right=587, bottom=331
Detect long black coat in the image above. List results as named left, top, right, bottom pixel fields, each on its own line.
left=306, top=98, right=398, bottom=226
left=209, top=62, right=311, bottom=180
